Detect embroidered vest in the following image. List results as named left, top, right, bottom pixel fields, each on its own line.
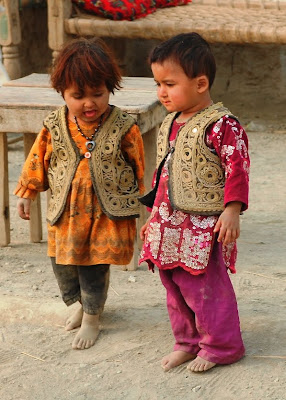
left=44, top=105, right=141, bottom=225
left=157, top=102, right=235, bottom=215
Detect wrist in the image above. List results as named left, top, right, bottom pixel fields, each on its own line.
left=225, top=201, right=242, bottom=213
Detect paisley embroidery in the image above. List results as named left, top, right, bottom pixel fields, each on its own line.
left=44, top=106, right=140, bottom=225
left=157, top=103, right=236, bottom=215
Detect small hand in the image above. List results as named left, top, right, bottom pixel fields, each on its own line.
left=213, top=202, right=242, bottom=245
left=139, top=216, right=151, bottom=241
left=17, top=198, right=31, bottom=220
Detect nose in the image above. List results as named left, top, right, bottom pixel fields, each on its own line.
left=84, top=97, right=95, bottom=108
left=157, top=85, right=167, bottom=99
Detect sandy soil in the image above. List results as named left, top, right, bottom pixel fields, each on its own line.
left=1, top=99, right=286, bottom=399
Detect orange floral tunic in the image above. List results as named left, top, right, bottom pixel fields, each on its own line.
left=14, top=118, right=145, bottom=266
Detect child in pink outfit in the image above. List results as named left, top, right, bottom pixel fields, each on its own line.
left=139, top=32, right=250, bottom=373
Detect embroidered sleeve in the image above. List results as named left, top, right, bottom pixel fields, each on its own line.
left=14, top=127, right=53, bottom=199
left=121, top=124, right=145, bottom=194
left=206, top=116, right=250, bottom=211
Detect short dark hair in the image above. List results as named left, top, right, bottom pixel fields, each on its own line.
left=149, top=32, right=216, bottom=88
left=50, top=37, right=122, bottom=95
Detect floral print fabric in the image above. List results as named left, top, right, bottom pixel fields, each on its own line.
left=140, top=116, right=249, bottom=275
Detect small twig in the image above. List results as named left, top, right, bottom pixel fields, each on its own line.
left=12, top=270, right=29, bottom=274
left=251, top=355, right=286, bottom=359
left=21, top=352, right=45, bottom=362
left=110, top=284, right=120, bottom=296
left=244, top=271, right=286, bottom=282
left=273, top=130, right=286, bottom=134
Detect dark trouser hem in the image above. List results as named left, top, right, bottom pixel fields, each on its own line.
left=82, top=305, right=104, bottom=315
left=51, top=258, right=110, bottom=315
left=64, top=293, right=81, bottom=307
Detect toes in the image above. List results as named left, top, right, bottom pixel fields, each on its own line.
left=72, top=336, right=96, bottom=350
left=72, top=340, right=79, bottom=350
left=187, top=357, right=216, bottom=373
left=161, top=357, right=170, bottom=371
left=187, top=361, right=198, bottom=372
left=187, top=361, right=194, bottom=371
left=85, top=339, right=95, bottom=349
left=161, top=362, right=171, bottom=372
left=72, top=338, right=81, bottom=350
left=77, top=339, right=85, bottom=350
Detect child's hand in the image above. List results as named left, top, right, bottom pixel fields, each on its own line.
left=17, top=198, right=31, bottom=220
left=213, top=202, right=242, bottom=245
left=139, top=216, right=151, bottom=241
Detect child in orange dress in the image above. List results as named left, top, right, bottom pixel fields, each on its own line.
left=14, top=38, right=145, bottom=350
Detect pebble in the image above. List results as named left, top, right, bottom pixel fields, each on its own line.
left=128, top=275, right=136, bottom=283
left=192, top=385, right=201, bottom=393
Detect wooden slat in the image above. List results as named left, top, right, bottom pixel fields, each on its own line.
left=0, top=132, right=10, bottom=246
left=23, top=133, right=42, bottom=243
left=0, top=84, right=165, bottom=134
left=64, top=4, right=286, bottom=44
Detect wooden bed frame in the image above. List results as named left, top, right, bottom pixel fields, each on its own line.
left=1, top=0, right=286, bottom=79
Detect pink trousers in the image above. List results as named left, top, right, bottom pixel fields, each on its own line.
left=159, top=241, right=245, bottom=364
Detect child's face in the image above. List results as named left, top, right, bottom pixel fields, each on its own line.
left=63, top=83, right=110, bottom=124
left=151, top=60, right=209, bottom=118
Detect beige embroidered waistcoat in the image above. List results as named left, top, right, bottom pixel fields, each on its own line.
left=44, top=105, right=141, bottom=225
left=156, top=102, right=235, bottom=215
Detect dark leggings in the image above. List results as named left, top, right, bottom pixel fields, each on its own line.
left=51, top=258, right=110, bottom=315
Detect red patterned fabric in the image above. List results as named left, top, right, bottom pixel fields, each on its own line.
left=72, top=0, right=192, bottom=21
left=139, top=116, right=250, bottom=275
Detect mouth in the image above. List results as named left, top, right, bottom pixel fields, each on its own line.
left=83, top=110, right=97, bottom=118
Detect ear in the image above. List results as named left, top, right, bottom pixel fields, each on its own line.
left=196, top=75, right=209, bottom=93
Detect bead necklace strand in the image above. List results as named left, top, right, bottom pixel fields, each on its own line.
left=74, top=113, right=104, bottom=159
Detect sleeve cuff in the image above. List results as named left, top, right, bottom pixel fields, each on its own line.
left=13, top=183, right=38, bottom=200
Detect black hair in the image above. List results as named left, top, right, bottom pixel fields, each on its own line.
left=51, top=37, right=121, bottom=96
left=149, top=32, right=216, bottom=88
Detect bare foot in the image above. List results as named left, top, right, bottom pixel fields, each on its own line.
left=161, top=351, right=196, bottom=372
left=72, top=313, right=100, bottom=350
left=65, top=305, right=83, bottom=331
left=187, top=356, right=216, bottom=372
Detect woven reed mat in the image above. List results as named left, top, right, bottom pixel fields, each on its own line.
left=67, top=0, right=286, bottom=44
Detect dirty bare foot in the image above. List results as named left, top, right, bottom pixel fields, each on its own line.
left=72, top=312, right=100, bottom=350
left=161, top=350, right=196, bottom=372
left=187, top=356, right=216, bottom=372
left=65, top=305, right=83, bottom=331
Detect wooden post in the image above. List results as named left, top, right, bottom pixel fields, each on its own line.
left=23, top=132, right=42, bottom=243
left=0, top=0, right=22, bottom=79
left=0, top=132, right=10, bottom=246
left=47, top=0, right=72, bottom=62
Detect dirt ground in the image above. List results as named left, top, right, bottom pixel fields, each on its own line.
left=1, top=66, right=286, bottom=399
